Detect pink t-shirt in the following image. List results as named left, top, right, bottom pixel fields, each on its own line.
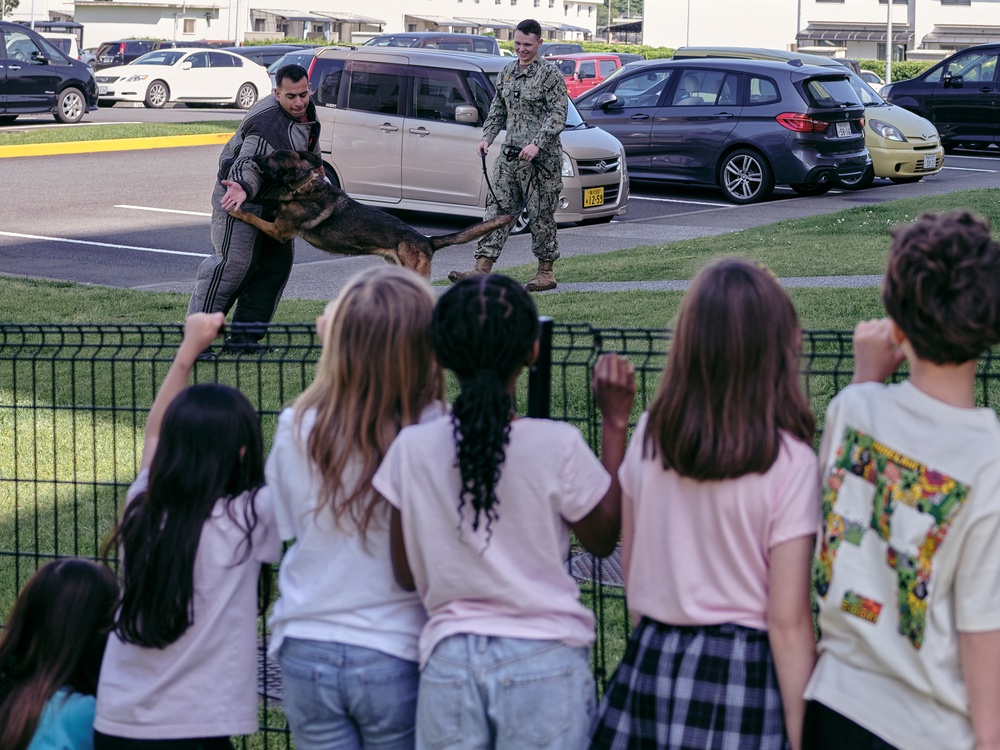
left=621, top=413, right=820, bottom=630
left=373, top=414, right=610, bottom=667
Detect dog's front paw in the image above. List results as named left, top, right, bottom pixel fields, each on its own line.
left=228, top=207, right=250, bottom=222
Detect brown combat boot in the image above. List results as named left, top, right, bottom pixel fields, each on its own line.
left=448, top=257, right=494, bottom=283
left=526, top=261, right=557, bottom=292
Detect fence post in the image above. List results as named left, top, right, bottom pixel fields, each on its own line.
left=527, top=316, right=553, bottom=419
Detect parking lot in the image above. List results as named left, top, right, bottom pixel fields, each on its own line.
left=1, top=105, right=998, bottom=297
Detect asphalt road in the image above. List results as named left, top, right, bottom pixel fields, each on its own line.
left=1, top=106, right=998, bottom=299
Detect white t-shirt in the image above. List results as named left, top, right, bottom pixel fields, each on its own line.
left=265, top=405, right=440, bottom=663
left=805, top=380, right=1000, bottom=750
left=620, top=414, right=820, bottom=630
left=95, top=470, right=280, bottom=740
left=373, top=414, right=610, bottom=668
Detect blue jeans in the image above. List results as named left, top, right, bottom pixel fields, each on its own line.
left=278, top=637, right=419, bottom=750
left=417, top=634, right=594, bottom=750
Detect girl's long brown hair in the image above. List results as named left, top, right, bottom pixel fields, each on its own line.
left=293, top=267, right=444, bottom=540
left=0, top=559, right=118, bottom=750
left=645, top=258, right=815, bottom=479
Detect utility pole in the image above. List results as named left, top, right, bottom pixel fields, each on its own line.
left=885, top=0, right=892, bottom=85
left=606, top=0, right=611, bottom=43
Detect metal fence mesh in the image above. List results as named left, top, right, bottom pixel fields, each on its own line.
left=3, top=321, right=1000, bottom=745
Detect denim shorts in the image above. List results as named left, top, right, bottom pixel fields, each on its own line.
left=278, top=637, right=419, bottom=750
left=417, top=634, right=594, bottom=750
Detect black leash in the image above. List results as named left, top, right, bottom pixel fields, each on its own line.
left=481, top=145, right=554, bottom=218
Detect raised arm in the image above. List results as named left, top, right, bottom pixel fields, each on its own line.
left=140, top=313, right=226, bottom=471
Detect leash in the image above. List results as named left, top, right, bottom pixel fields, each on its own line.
left=481, top=145, right=554, bottom=219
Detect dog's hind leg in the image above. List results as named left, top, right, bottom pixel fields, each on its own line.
left=228, top=208, right=296, bottom=243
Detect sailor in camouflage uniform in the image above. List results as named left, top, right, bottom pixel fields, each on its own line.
left=448, top=18, right=568, bottom=292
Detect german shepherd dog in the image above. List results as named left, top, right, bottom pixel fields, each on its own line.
left=228, top=150, right=512, bottom=279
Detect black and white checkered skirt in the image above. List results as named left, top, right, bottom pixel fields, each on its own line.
left=589, top=618, right=790, bottom=750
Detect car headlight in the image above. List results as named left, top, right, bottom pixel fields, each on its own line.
left=125, top=74, right=149, bottom=83
left=561, top=151, right=575, bottom=178
left=869, top=118, right=906, bottom=142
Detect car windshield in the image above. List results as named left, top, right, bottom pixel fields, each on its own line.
left=268, top=51, right=315, bottom=74
left=131, top=50, right=185, bottom=66
left=847, top=73, right=886, bottom=107
left=364, top=36, right=418, bottom=47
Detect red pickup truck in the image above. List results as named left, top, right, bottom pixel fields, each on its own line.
left=547, top=53, right=623, bottom=99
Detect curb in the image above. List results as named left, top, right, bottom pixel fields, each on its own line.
left=0, top=132, right=235, bottom=159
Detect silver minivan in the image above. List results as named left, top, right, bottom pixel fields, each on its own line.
left=308, top=47, right=629, bottom=230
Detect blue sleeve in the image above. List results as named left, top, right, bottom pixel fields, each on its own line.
left=27, top=691, right=95, bottom=750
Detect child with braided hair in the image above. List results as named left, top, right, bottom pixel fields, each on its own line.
left=373, top=273, right=636, bottom=750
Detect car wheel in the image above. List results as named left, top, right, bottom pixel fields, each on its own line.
left=0, top=115, right=17, bottom=124
left=836, top=163, right=875, bottom=191
left=54, top=88, right=86, bottom=124
left=511, top=206, right=530, bottom=235
left=144, top=80, right=169, bottom=109
left=236, top=83, right=257, bottom=110
left=323, top=163, right=341, bottom=189
left=719, top=149, right=774, bottom=204
left=789, top=182, right=833, bottom=197
left=889, top=176, right=923, bottom=185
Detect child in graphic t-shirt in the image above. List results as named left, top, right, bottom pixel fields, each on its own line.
left=804, top=210, right=1000, bottom=750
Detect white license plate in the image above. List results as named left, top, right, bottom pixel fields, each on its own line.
left=836, top=121, right=851, bottom=138
left=583, top=187, right=605, bottom=207
left=923, top=154, right=937, bottom=169
left=98, top=85, right=108, bottom=95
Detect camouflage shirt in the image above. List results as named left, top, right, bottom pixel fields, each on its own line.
left=482, top=58, right=568, bottom=154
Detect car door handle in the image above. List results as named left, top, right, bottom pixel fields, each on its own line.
left=408, top=127, right=430, bottom=136
left=629, top=113, right=649, bottom=121
left=713, top=112, right=735, bottom=119
left=379, top=123, right=399, bottom=133
left=979, top=87, right=995, bottom=94
left=8, top=64, right=21, bottom=70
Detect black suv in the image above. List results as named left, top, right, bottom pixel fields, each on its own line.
left=94, top=39, right=156, bottom=69
left=574, top=58, right=870, bottom=204
left=539, top=42, right=584, bottom=57
left=880, top=44, right=999, bottom=150
left=217, top=44, right=313, bottom=67
left=363, top=32, right=500, bottom=55
left=0, top=21, right=98, bottom=123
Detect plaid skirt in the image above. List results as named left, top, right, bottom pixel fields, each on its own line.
left=589, top=618, right=790, bottom=750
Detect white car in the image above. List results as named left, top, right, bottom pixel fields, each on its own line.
left=95, top=48, right=272, bottom=109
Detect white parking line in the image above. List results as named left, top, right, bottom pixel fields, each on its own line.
left=116, top=204, right=212, bottom=217
left=941, top=166, right=998, bottom=173
left=0, top=231, right=209, bottom=258
left=629, top=196, right=734, bottom=208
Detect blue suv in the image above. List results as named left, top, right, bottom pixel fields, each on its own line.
left=0, top=21, right=97, bottom=124
left=574, top=58, right=870, bottom=204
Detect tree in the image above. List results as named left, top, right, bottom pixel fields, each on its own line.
left=1, top=0, right=20, bottom=19
left=598, top=0, right=644, bottom=28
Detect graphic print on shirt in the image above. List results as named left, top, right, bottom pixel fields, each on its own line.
left=813, top=427, right=970, bottom=649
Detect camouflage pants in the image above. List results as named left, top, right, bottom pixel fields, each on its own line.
left=476, top=150, right=563, bottom=263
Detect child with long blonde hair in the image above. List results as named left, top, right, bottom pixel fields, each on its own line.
left=590, top=258, right=820, bottom=750
left=265, top=266, right=445, bottom=750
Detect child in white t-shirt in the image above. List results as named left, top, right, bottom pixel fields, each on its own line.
left=265, top=267, right=446, bottom=750
left=804, top=210, right=1000, bottom=750
left=0, top=559, right=118, bottom=750
left=589, top=258, right=821, bottom=750
left=94, top=313, right=280, bottom=749
left=373, top=274, right=636, bottom=750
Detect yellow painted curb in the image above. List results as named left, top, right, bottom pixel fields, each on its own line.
left=0, top=132, right=236, bottom=159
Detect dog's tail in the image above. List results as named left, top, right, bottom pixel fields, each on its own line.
left=429, top=215, right=514, bottom=251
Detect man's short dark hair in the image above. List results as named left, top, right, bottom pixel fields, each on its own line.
left=516, top=19, right=542, bottom=38
left=275, top=64, right=309, bottom=88
left=882, top=209, right=1000, bottom=364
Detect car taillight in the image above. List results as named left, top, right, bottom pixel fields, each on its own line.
left=307, top=57, right=316, bottom=78
left=858, top=116, right=865, bottom=129
left=775, top=113, right=829, bottom=133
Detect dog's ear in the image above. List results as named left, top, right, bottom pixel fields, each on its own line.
left=300, top=150, right=322, bottom=169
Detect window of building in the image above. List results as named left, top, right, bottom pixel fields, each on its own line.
left=183, top=18, right=196, bottom=33
left=940, top=0, right=972, bottom=4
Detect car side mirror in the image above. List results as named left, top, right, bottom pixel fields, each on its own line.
left=31, top=51, right=50, bottom=64
left=943, top=72, right=962, bottom=87
left=181, top=61, right=193, bottom=70
left=454, top=105, right=480, bottom=124
left=595, top=92, right=621, bottom=109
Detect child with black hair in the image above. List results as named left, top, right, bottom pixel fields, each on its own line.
left=94, top=313, right=280, bottom=750
left=373, top=274, right=636, bottom=749
left=804, top=210, right=1000, bottom=750
left=0, top=559, right=118, bottom=750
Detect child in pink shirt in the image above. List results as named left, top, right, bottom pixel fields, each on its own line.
left=590, top=258, right=821, bottom=750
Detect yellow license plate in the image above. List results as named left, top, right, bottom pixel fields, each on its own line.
left=583, top=187, right=605, bottom=207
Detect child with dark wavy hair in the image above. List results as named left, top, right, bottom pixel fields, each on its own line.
left=373, top=273, right=636, bottom=749
left=589, top=258, right=820, bottom=750
left=94, top=313, right=280, bottom=750
left=0, top=559, right=118, bottom=750
left=804, top=210, right=1000, bottom=750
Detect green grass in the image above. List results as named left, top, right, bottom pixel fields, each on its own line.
left=0, top=120, right=241, bottom=146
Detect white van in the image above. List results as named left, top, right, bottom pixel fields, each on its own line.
left=308, top=46, right=629, bottom=230
left=39, top=32, right=82, bottom=62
